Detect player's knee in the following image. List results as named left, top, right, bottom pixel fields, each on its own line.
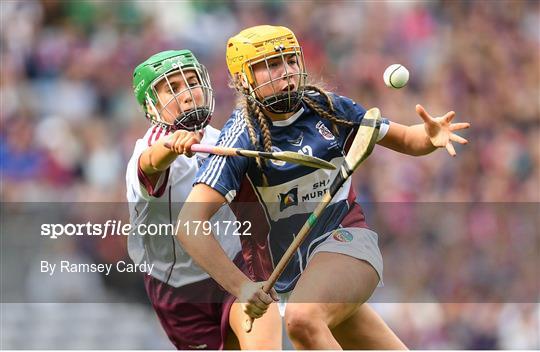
left=285, top=305, right=325, bottom=343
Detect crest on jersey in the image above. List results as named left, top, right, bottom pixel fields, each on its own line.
left=279, top=187, right=298, bottom=211
left=332, top=229, right=353, bottom=242
left=316, top=121, right=335, bottom=141
left=287, top=132, right=304, bottom=147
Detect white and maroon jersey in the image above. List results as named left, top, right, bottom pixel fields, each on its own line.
left=126, top=124, right=241, bottom=288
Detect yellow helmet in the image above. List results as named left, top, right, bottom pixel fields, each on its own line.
left=227, top=25, right=300, bottom=82
left=226, top=25, right=307, bottom=113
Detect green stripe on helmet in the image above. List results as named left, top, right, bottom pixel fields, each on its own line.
left=132, top=50, right=200, bottom=108
left=132, top=49, right=214, bottom=131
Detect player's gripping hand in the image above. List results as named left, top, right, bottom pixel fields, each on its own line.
left=163, top=130, right=203, bottom=157
left=239, top=280, right=279, bottom=332
left=416, top=104, right=470, bottom=157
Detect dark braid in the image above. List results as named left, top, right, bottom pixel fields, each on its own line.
left=302, top=85, right=355, bottom=135
left=233, top=84, right=260, bottom=150
left=237, top=86, right=271, bottom=185
left=305, top=84, right=335, bottom=111
left=249, top=99, right=273, bottom=154
left=242, top=105, right=261, bottom=152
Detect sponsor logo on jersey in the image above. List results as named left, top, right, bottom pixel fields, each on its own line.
left=270, top=146, right=286, bottom=167
left=301, top=179, right=330, bottom=202
left=332, top=229, right=353, bottom=242
left=287, top=132, right=304, bottom=147
left=316, top=121, right=335, bottom=141
left=279, top=187, right=298, bottom=211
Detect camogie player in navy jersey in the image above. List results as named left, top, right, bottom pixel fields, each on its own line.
left=126, top=50, right=281, bottom=350
left=176, top=26, right=470, bottom=349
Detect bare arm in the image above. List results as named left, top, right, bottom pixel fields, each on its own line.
left=378, top=104, right=470, bottom=157
left=378, top=121, right=436, bottom=156
left=175, top=183, right=251, bottom=298
left=139, top=130, right=202, bottom=186
left=176, top=183, right=278, bottom=326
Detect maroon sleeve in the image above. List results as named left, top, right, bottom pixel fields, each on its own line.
left=137, top=154, right=170, bottom=198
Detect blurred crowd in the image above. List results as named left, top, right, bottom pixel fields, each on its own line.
left=1, top=0, right=538, bottom=203
left=1, top=0, right=538, bottom=349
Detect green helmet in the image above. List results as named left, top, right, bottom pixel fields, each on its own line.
left=132, top=50, right=214, bottom=131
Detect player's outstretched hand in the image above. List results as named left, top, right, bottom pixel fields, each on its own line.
left=416, top=104, right=470, bottom=157
left=239, top=280, right=279, bottom=332
left=163, top=130, right=203, bottom=157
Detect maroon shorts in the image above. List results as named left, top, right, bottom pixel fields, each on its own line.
left=143, top=255, right=244, bottom=350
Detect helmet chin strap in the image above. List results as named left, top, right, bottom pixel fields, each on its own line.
left=173, top=107, right=211, bottom=131
left=259, top=91, right=303, bottom=114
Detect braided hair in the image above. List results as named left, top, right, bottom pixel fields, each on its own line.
left=235, top=84, right=272, bottom=186
left=301, top=85, right=355, bottom=135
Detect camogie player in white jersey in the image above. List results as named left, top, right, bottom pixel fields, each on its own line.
left=126, top=50, right=281, bottom=350
left=175, top=26, right=471, bottom=349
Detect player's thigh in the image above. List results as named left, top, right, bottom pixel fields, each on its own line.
left=229, top=300, right=282, bottom=350
left=287, top=251, right=380, bottom=328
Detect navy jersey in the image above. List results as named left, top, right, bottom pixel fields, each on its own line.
left=196, top=91, right=390, bottom=293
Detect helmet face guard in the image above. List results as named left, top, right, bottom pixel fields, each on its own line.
left=133, top=50, right=214, bottom=131
left=147, top=65, right=214, bottom=131
left=226, top=26, right=308, bottom=114
left=245, top=46, right=307, bottom=114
